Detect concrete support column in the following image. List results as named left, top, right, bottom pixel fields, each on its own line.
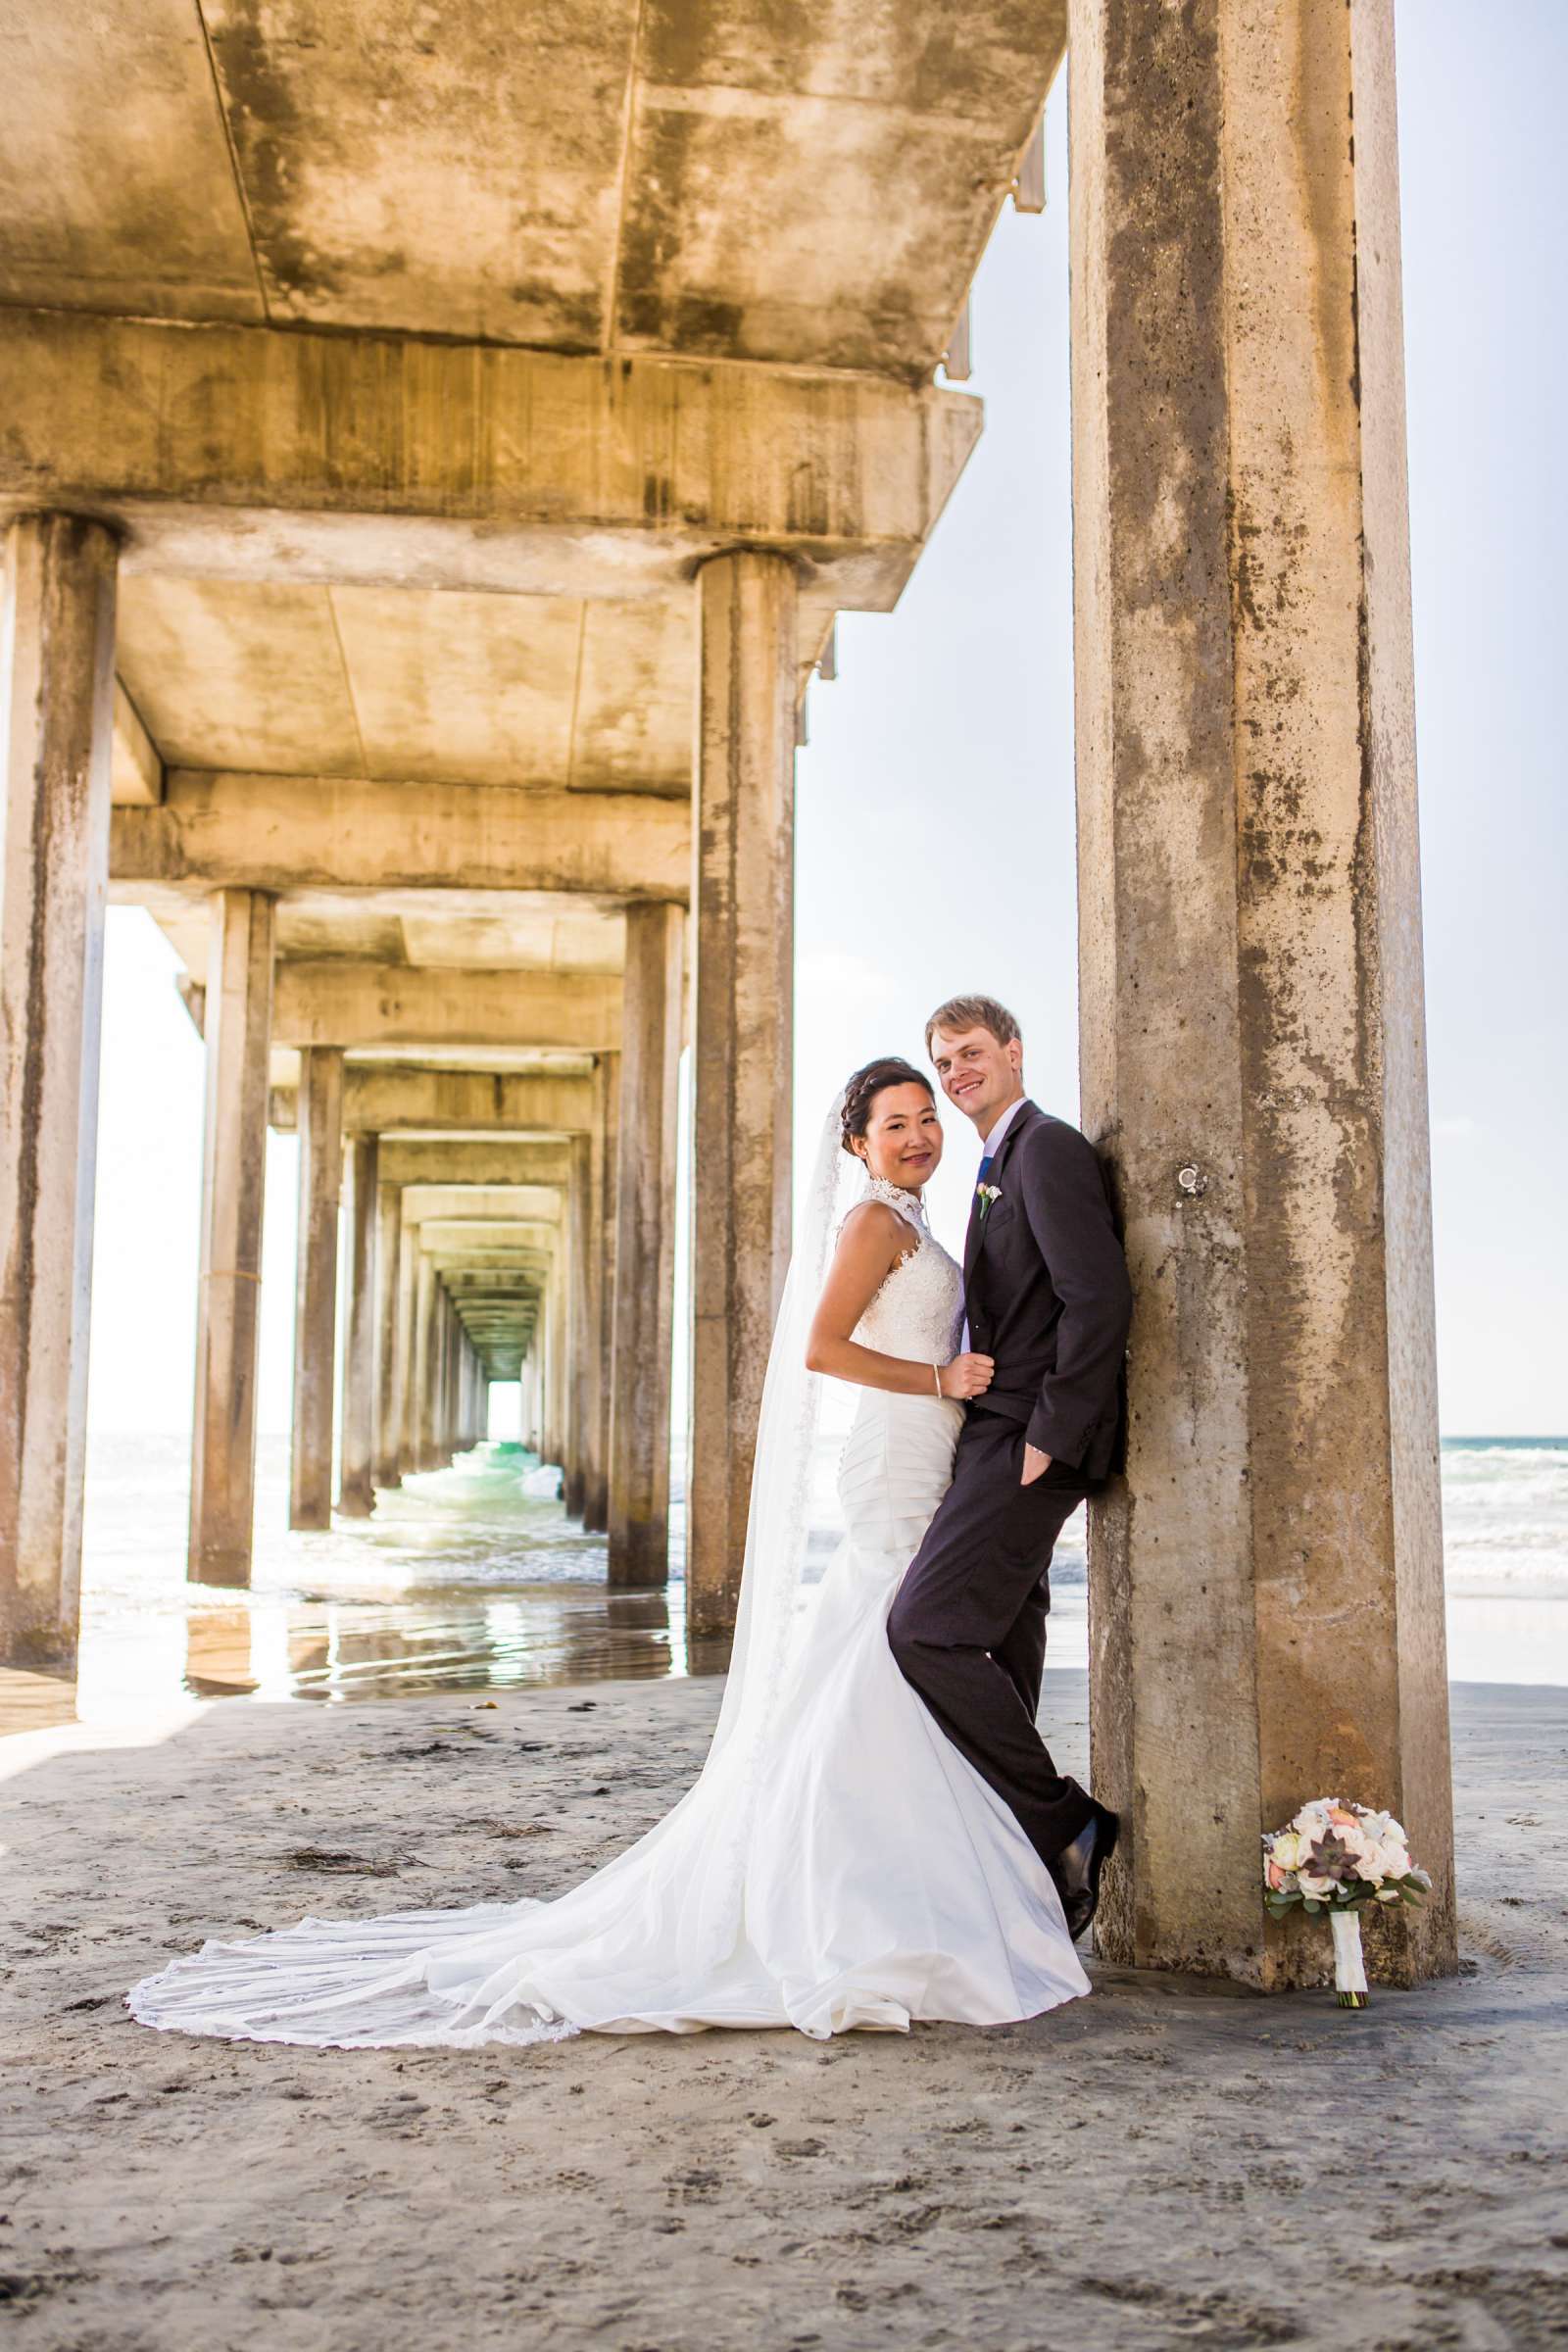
left=467, top=1341, right=484, bottom=1447
left=609, top=906, right=684, bottom=1586
left=188, top=890, right=275, bottom=1586
left=289, top=1048, right=344, bottom=1529
left=544, top=1256, right=566, bottom=1472
left=394, top=1217, right=419, bottom=1479
left=435, top=1289, right=452, bottom=1465
left=0, top=514, right=118, bottom=1662
left=412, top=1250, right=437, bottom=1473
left=585, top=1052, right=619, bottom=1533
left=458, top=1340, right=474, bottom=1449
left=443, top=1302, right=461, bottom=1459
left=337, top=1133, right=378, bottom=1517
left=688, top=551, right=797, bottom=1633
left=1068, top=0, right=1454, bottom=1985
left=564, top=1132, right=597, bottom=1521
left=372, top=1180, right=403, bottom=1489
left=534, top=1304, right=550, bottom=1462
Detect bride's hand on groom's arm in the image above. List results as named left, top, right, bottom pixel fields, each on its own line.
left=939, top=1352, right=995, bottom=1400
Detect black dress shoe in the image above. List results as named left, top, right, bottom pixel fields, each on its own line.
left=1054, top=1801, right=1121, bottom=1943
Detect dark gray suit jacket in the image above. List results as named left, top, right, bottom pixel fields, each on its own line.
left=961, top=1100, right=1132, bottom=1481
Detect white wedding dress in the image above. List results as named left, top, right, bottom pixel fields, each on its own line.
left=129, top=1150, right=1090, bottom=2048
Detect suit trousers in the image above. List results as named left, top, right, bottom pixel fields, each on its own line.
left=888, top=1407, right=1096, bottom=1872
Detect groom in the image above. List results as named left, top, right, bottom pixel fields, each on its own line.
left=888, top=995, right=1132, bottom=1940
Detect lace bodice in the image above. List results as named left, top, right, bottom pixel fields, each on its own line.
left=849, top=1179, right=964, bottom=1362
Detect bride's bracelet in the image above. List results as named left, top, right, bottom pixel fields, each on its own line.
left=932, top=1361, right=943, bottom=1398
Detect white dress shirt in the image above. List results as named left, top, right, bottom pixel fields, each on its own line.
left=959, top=1095, right=1027, bottom=1351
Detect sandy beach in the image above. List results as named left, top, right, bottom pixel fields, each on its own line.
left=4, top=1669, right=1567, bottom=2350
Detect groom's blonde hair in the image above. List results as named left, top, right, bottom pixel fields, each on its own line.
left=924, top=995, right=1021, bottom=1055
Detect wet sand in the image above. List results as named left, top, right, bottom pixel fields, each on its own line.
left=3, top=1675, right=1567, bottom=2349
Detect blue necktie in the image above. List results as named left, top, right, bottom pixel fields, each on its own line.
left=977, top=1153, right=995, bottom=1184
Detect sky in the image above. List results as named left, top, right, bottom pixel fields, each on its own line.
left=85, top=0, right=1565, bottom=1444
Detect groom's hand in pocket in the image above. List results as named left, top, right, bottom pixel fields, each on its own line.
left=1020, top=1444, right=1052, bottom=1487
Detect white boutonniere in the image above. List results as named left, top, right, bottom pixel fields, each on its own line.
left=975, top=1182, right=1002, bottom=1220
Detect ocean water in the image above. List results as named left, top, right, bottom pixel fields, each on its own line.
left=27, top=1433, right=1568, bottom=1728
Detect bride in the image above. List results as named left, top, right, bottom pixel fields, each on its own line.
left=129, top=1057, right=1091, bottom=2046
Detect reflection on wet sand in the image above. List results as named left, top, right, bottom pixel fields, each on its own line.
left=184, top=1582, right=731, bottom=1705
left=0, top=1439, right=731, bottom=1739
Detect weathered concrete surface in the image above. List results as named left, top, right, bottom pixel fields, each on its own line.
left=393, top=1223, right=420, bottom=1482
left=419, top=1239, right=557, bottom=1272
left=1, top=0, right=1062, bottom=371
left=270, top=966, right=622, bottom=1055
left=0, top=1673, right=1561, bottom=2352
left=1068, top=0, right=1452, bottom=1985
left=0, top=310, right=982, bottom=610
left=585, top=1054, right=620, bottom=1533
left=372, top=1180, right=403, bottom=1493
left=377, top=1140, right=574, bottom=1190
left=0, top=514, right=118, bottom=1666
left=110, top=680, right=162, bottom=807
left=337, top=1135, right=378, bottom=1519
left=688, top=555, right=795, bottom=1636
left=610, top=906, right=684, bottom=1587
left=270, top=1065, right=598, bottom=1138
left=112, top=774, right=690, bottom=898
left=116, top=587, right=694, bottom=796
left=565, top=1134, right=602, bottom=1521
left=289, top=1049, right=344, bottom=1531
left=401, top=1187, right=563, bottom=1230
left=188, top=891, right=275, bottom=1588
left=411, top=1253, right=439, bottom=1475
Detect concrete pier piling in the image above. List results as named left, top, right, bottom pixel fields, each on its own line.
left=609, top=906, right=684, bottom=1589
left=0, top=514, right=118, bottom=1662
left=289, top=1047, right=344, bottom=1532
left=0, top=0, right=1454, bottom=1986
left=688, top=554, right=798, bottom=1638
left=1068, top=0, right=1453, bottom=1984
left=188, top=890, right=274, bottom=1587
left=372, top=1179, right=403, bottom=1493
left=337, top=1135, right=378, bottom=1518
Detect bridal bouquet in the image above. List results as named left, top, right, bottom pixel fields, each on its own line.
left=1262, top=1798, right=1432, bottom=2007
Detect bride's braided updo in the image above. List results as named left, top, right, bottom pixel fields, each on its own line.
left=840, top=1057, right=934, bottom=1157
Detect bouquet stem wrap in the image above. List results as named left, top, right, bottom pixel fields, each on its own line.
left=1330, top=1908, right=1369, bottom=2008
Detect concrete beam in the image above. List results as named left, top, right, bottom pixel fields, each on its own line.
left=421, top=1248, right=555, bottom=1271
left=113, top=772, right=687, bottom=899
left=271, top=965, right=622, bottom=1054
left=0, top=309, right=982, bottom=608
left=416, top=1225, right=560, bottom=1257
left=270, top=1065, right=598, bottom=1137
left=111, top=680, right=163, bottom=807
left=442, top=1272, right=538, bottom=1296
left=402, top=1187, right=562, bottom=1228
left=378, top=1140, right=573, bottom=1190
